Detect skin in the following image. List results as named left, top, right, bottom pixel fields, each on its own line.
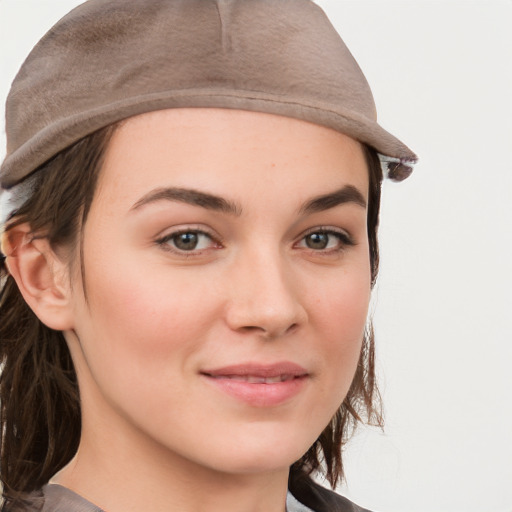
left=7, top=109, right=371, bottom=512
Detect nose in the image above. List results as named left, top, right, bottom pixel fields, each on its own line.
left=224, top=247, right=308, bottom=339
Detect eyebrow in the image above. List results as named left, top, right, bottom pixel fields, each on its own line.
left=130, top=187, right=242, bottom=216
left=130, top=184, right=366, bottom=216
left=299, top=185, right=367, bottom=214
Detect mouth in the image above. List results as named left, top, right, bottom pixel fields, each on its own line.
left=203, top=374, right=302, bottom=384
left=200, top=362, right=309, bottom=407
left=200, top=361, right=309, bottom=381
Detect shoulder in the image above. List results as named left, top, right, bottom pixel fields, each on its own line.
left=288, top=472, right=373, bottom=512
left=5, top=479, right=371, bottom=512
left=2, top=485, right=104, bottom=512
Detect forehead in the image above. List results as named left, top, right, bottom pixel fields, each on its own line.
left=94, top=108, right=369, bottom=208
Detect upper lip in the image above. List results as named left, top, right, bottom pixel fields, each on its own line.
left=201, top=362, right=309, bottom=379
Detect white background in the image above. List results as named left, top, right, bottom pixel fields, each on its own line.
left=1, top=1, right=511, bottom=511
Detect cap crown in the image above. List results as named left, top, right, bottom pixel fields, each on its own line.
left=1, top=0, right=416, bottom=188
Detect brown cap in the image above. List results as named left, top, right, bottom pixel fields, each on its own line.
left=0, top=0, right=417, bottom=189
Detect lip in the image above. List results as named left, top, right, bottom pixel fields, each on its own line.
left=200, top=362, right=309, bottom=407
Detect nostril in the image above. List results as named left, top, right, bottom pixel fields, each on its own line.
left=239, top=322, right=299, bottom=338
left=290, top=323, right=298, bottom=330
left=285, top=323, right=299, bottom=335
left=241, top=325, right=265, bottom=333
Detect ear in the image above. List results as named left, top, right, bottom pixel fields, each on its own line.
left=2, top=223, right=75, bottom=331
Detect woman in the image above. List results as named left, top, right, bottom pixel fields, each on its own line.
left=0, top=1, right=417, bottom=511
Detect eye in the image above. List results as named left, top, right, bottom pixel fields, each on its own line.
left=157, top=229, right=217, bottom=253
left=297, top=229, right=354, bottom=251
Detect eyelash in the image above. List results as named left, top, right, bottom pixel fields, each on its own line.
left=155, top=227, right=354, bottom=256
left=295, top=227, right=355, bottom=254
left=156, top=228, right=220, bottom=255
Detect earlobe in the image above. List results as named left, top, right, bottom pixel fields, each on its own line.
left=3, top=224, right=75, bottom=331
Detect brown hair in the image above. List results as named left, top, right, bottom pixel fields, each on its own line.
left=0, top=125, right=115, bottom=505
left=0, top=128, right=383, bottom=503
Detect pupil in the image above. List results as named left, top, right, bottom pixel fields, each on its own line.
left=306, top=233, right=328, bottom=249
left=175, top=232, right=198, bottom=250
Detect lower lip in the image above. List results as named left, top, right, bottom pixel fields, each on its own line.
left=202, top=375, right=308, bottom=407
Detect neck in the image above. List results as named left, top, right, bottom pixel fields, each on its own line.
left=52, top=405, right=290, bottom=512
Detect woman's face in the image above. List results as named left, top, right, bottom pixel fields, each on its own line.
left=65, top=108, right=371, bottom=477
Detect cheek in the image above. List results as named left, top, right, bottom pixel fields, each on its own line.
left=69, top=260, right=224, bottom=447
left=87, top=270, right=214, bottom=350
left=306, top=264, right=371, bottom=391
left=309, top=259, right=371, bottom=335
left=71, top=245, right=222, bottom=395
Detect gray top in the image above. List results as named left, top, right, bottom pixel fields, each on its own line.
left=8, top=484, right=315, bottom=512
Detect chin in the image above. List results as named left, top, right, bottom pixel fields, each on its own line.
left=181, top=429, right=315, bottom=476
